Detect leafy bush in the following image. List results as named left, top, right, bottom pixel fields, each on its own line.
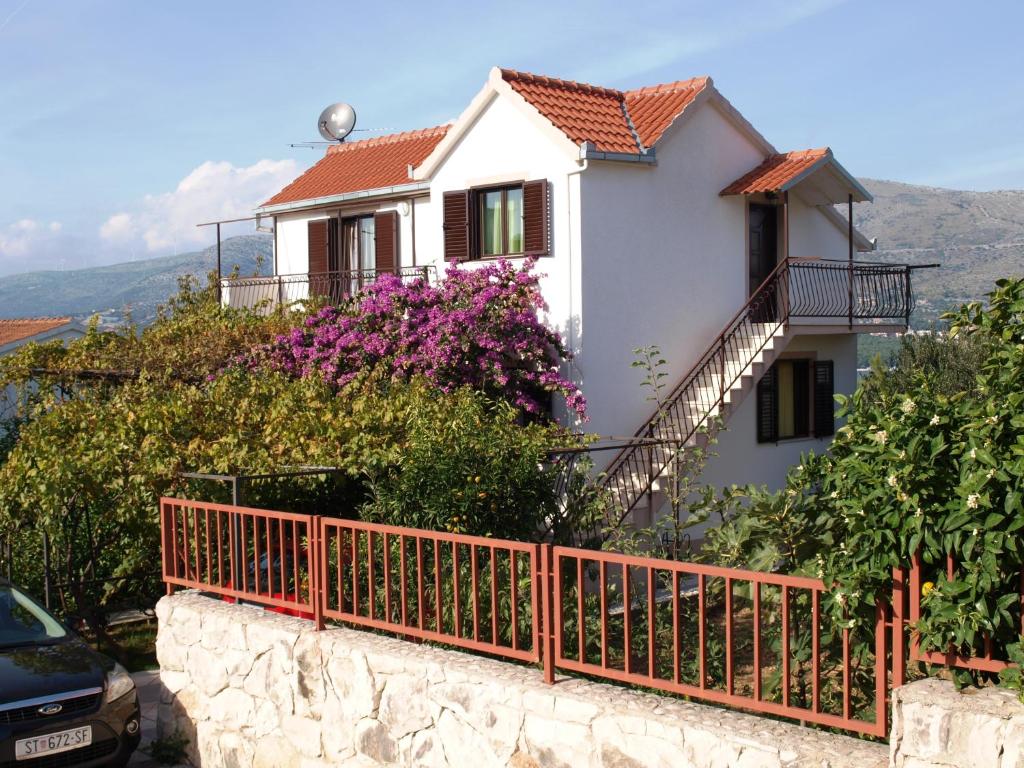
left=702, top=278, right=1024, bottom=687
left=361, top=386, right=565, bottom=541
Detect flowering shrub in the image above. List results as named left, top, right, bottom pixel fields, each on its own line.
left=249, top=259, right=586, bottom=419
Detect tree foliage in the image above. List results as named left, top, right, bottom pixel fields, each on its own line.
left=703, top=278, right=1024, bottom=687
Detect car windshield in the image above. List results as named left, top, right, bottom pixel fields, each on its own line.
left=0, top=585, right=67, bottom=647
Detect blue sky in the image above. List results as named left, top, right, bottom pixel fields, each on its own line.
left=0, top=0, right=1021, bottom=275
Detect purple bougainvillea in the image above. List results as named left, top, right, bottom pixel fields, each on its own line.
left=246, top=259, right=586, bottom=419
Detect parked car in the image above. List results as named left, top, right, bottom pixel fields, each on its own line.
left=0, top=578, right=140, bottom=767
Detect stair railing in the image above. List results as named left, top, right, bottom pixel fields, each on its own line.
left=597, top=257, right=914, bottom=535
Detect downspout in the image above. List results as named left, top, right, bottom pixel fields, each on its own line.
left=565, top=156, right=589, bottom=393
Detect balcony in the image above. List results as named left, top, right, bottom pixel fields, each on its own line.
left=219, top=267, right=435, bottom=312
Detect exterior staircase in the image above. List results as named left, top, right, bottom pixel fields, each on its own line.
left=596, top=257, right=916, bottom=538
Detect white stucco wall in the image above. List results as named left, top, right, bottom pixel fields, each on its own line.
left=576, top=102, right=762, bottom=447
left=697, top=332, right=858, bottom=492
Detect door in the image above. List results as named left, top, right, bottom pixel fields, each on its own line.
left=748, top=203, right=779, bottom=320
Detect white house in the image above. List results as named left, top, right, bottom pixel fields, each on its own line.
left=0, top=318, right=85, bottom=424
left=235, top=67, right=914, bottom=528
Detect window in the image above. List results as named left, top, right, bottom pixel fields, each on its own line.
left=757, top=359, right=834, bottom=443
left=443, top=180, right=549, bottom=262
left=478, top=185, right=524, bottom=257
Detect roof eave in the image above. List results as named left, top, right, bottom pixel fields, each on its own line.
left=255, top=181, right=432, bottom=216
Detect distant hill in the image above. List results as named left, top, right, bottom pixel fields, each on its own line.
left=856, top=179, right=1024, bottom=325
left=0, top=235, right=272, bottom=325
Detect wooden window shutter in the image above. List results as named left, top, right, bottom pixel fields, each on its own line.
left=522, top=179, right=550, bottom=256
left=308, top=219, right=329, bottom=275
left=442, top=190, right=472, bottom=262
left=756, top=365, right=778, bottom=444
left=373, top=210, right=399, bottom=273
left=813, top=360, right=835, bottom=438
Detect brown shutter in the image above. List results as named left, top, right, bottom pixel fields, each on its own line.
left=373, top=210, right=399, bottom=273
left=813, top=360, right=835, bottom=437
left=308, top=219, right=329, bottom=275
left=522, top=179, right=550, bottom=256
left=756, top=364, right=778, bottom=444
left=442, top=190, right=472, bottom=262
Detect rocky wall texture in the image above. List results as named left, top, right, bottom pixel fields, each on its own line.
left=155, top=592, right=887, bottom=768
left=890, top=677, right=1024, bottom=767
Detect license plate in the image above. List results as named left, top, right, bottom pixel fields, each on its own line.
left=15, top=726, right=92, bottom=761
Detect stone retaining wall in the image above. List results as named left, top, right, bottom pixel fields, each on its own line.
left=155, top=591, right=887, bottom=767
left=890, top=677, right=1024, bottom=767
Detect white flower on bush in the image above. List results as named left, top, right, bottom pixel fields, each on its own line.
left=967, top=494, right=980, bottom=509
left=874, top=430, right=888, bottom=444
left=887, top=474, right=898, bottom=487
left=986, top=469, right=995, bottom=480
left=901, top=398, right=916, bottom=414
left=897, top=490, right=908, bottom=502
left=829, top=490, right=839, bottom=499
left=987, top=415, right=998, bottom=425
left=915, top=507, right=924, bottom=517
left=930, top=414, right=941, bottom=426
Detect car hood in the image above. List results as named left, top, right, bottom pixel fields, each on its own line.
left=0, top=640, right=107, bottom=706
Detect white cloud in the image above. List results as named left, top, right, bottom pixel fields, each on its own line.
left=0, top=217, right=64, bottom=260
left=99, top=158, right=299, bottom=253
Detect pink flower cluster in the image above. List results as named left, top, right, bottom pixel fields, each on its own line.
left=248, top=259, right=586, bottom=419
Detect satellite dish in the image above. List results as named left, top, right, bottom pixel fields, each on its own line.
left=318, top=103, right=357, bottom=142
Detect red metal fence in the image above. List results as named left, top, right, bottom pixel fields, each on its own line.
left=160, top=498, right=1018, bottom=739
left=318, top=517, right=542, bottom=664
left=903, top=551, right=1023, bottom=674
left=160, top=498, right=322, bottom=623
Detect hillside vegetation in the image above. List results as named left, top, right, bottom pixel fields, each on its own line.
left=857, top=179, right=1024, bottom=324
left=0, top=235, right=271, bottom=324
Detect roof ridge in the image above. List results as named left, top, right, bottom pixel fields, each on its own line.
left=325, top=124, right=450, bottom=155
left=499, top=68, right=624, bottom=99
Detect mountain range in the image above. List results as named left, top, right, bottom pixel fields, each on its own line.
left=0, top=180, right=1020, bottom=333
left=0, top=236, right=272, bottom=325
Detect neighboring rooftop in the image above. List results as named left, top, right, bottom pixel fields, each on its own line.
left=261, top=125, right=450, bottom=209
left=0, top=317, right=74, bottom=348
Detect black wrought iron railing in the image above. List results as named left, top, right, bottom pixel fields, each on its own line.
left=220, top=267, right=435, bottom=311
left=598, top=258, right=917, bottom=532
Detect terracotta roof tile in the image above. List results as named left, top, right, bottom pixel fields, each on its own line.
left=624, top=78, right=709, bottom=147
left=720, top=148, right=830, bottom=195
left=500, top=69, right=639, bottom=153
left=262, top=125, right=450, bottom=208
left=0, top=317, right=73, bottom=347
left=501, top=69, right=709, bottom=153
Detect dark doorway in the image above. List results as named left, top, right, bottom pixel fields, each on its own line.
left=748, top=203, right=779, bottom=321
left=748, top=203, right=778, bottom=293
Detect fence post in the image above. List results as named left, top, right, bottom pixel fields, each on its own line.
left=312, top=516, right=325, bottom=631
left=892, top=566, right=906, bottom=689
left=42, top=531, right=52, bottom=610
left=540, top=543, right=555, bottom=684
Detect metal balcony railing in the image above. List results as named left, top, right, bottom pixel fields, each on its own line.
left=219, top=266, right=435, bottom=312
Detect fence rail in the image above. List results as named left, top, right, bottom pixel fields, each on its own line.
left=904, top=551, right=1024, bottom=674
left=160, top=498, right=322, bottom=622
left=159, top=498, right=915, bottom=737
left=220, top=267, right=434, bottom=312
left=551, top=547, right=888, bottom=736
left=318, top=518, right=542, bottom=664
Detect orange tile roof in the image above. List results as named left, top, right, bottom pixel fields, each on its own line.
left=262, top=125, right=450, bottom=208
left=720, top=148, right=830, bottom=195
left=0, top=317, right=72, bottom=347
left=501, top=69, right=709, bottom=152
